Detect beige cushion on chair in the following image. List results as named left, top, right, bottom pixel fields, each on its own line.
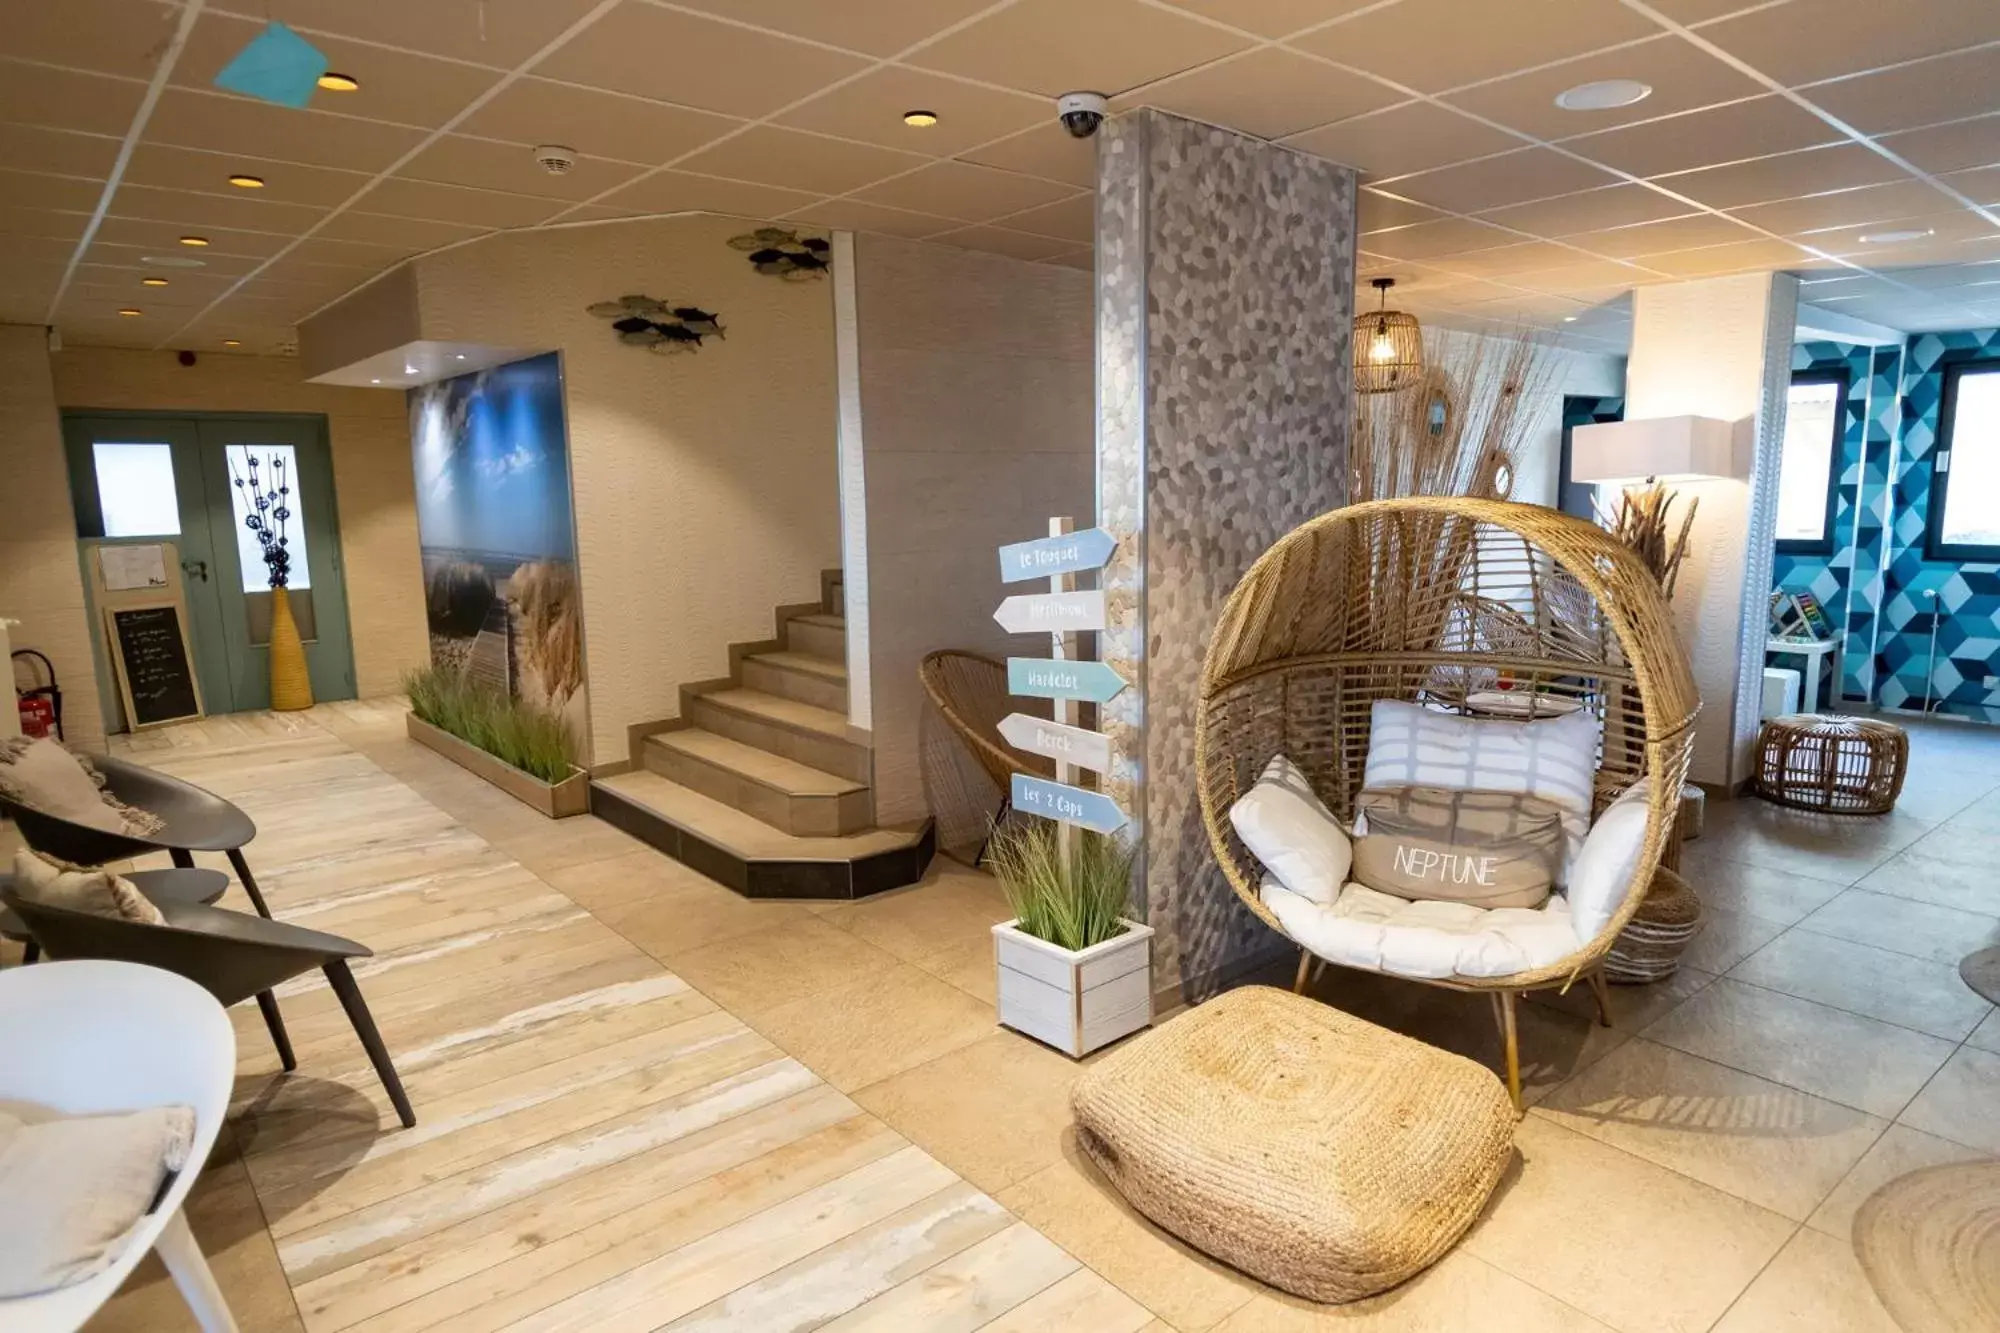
left=1352, top=786, right=1564, bottom=909
left=0, top=738, right=161, bottom=837
left=10, top=850, right=165, bottom=926
left=1071, top=986, right=1514, bottom=1304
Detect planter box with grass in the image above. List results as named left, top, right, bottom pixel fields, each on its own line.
left=406, top=714, right=589, bottom=818
left=403, top=666, right=586, bottom=819
left=994, top=916, right=1154, bottom=1057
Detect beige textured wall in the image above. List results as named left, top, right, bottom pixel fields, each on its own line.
left=852, top=235, right=1094, bottom=827
left=47, top=346, right=426, bottom=700
left=414, top=215, right=841, bottom=767
left=0, top=324, right=107, bottom=750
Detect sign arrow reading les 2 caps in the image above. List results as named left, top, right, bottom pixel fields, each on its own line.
left=999, top=713, right=1112, bottom=773
left=993, top=589, right=1106, bottom=634
left=998, top=526, right=1117, bottom=584
left=1008, top=657, right=1128, bottom=704
left=1012, top=773, right=1129, bottom=835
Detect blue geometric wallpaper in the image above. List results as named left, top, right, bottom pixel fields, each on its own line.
left=1772, top=341, right=1870, bottom=708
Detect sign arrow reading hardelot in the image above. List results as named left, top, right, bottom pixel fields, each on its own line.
left=1008, top=657, right=1128, bottom=704
left=993, top=589, right=1106, bottom=634
left=1012, top=773, right=1129, bottom=835
left=999, top=712, right=1112, bottom=773
left=998, top=526, right=1117, bottom=584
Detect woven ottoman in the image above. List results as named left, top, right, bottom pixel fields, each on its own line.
left=1070, top=986, right=1515, bottom=1304
left=1754, top=714, right=1908, bottom=814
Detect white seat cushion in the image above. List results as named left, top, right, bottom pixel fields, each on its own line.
left=1229, top=755, right=1351, bottom=906
left=1565, top=779, right=1652, bottom=942
left=1263, top=877, right=1581, bottom=981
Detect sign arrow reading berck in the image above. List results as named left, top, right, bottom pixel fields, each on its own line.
left=992, top=590, right=1107, bottom=634
left=1011, top=774, right=1129, bottom=835
left=997, top=526, right=1118, bottom=584
left=998, top=713, right=1112, bottom=773
left=1007, top=657, right=1129, bottom=704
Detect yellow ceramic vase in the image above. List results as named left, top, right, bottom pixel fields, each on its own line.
left=268, top=586, right=315, bottom=711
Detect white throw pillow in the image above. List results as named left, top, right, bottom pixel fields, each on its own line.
left=1228, top=755, right=1350, bottom=906
left=1362, top=698, right=1601, bottom=879
left=1566, top=780, right=1652, bottom=942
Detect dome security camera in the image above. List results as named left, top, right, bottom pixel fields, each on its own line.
left=1057, top=91, right=1108, bottom=139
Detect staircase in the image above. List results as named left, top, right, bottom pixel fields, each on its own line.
left=590, top=575, right=934, bottom=900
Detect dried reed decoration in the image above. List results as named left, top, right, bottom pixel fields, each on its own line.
left=1596, top=481, right=1698, bottom=602
left=1349, top=327, right=1555, bottom=505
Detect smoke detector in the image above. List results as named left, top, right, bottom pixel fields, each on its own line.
left=534, top=144, right=579, bottom=175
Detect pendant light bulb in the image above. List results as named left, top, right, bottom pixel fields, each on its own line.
left=1370, top=320, right=1395, bottom=363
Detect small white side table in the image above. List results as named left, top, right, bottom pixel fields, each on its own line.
left=1767, top=637, right=1840, bottom=712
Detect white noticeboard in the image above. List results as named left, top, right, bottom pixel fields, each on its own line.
left=99, top=544, right=169, bottom=592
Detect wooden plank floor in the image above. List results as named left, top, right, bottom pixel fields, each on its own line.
left=50, top=702, right=1155, bottom=1333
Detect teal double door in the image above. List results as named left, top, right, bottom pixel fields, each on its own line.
left=63, top=412, right=357, bottom=720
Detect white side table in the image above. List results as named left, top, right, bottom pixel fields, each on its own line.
left=1767, top=637, right=1840, bottom=712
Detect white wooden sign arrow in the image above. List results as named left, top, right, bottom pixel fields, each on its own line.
left=993, top=589, right=1106, bottom=635
left=998, top=712, right=1112, bottom=774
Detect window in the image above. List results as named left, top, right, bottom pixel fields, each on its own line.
left=91, top=442, right=181, bottom=537
left=1774, top=372, right=1845, bottom=555
left=224, top=444, right=312, bottom=591
left=1928, top=359, right=2000, bottom=560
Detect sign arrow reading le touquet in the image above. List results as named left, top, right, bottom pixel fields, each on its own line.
left=997, top=526, right=1118, bottom=584
left=1012, top=773, right=1129, bottom=835
left=992, top=590, right=1107, bottom=634
left=999, top=712, right=1112, bottom=773
left=1007, top=657, right=1128, bottom=704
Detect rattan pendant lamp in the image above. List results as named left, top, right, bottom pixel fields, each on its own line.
left=1354, top=276, right=1423, bottom=394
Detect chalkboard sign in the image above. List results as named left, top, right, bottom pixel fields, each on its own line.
left=107, top=603, right=202, bottom=728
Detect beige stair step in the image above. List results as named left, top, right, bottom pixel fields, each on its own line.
left=645, top=729, right=869, bottom=837
left=591, top=770, right=932, bottom=899
left=687, top=688, right=868, bottom=783
left=742, top=650, right=847, bottom=711
left=784, top=612, right=845, bottom=663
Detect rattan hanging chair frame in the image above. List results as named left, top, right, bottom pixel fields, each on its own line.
left=1194, top=497, right=1699, bottom=1106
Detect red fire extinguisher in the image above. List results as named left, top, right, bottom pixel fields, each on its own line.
left=13, top=649, right=63, bottom=741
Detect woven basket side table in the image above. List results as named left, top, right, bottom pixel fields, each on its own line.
left=1753, top=714, right=1908, bottom=815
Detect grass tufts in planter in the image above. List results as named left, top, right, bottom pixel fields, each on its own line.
left=404, top=665, right=574, bottom=784
left=987, top=819, right=1135, bottom=952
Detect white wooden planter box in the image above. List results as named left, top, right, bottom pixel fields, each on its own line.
left=993, top=918, right=1154, bottom=1058
left=406, top=714, right=590, bottom=819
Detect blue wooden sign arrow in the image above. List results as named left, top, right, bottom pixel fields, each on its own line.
left=1012, top=773, right=1129, bottom=834
left=1007, top=657, right=1128, bottom=704
left=998, top=526, right=1118, bottom=584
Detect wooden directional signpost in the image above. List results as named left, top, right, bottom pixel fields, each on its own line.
left=993, top=519, right=1129, bottom=865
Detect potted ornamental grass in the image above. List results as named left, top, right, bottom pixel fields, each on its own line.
left=988, top=820, right=1153, bottom=1057
left=403, top=665, right=589, bottom=818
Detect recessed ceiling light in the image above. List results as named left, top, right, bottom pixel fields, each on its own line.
left=404, top=365, right=417, bottom=374
left=902, top=109, right=939, bottom=127
left=227, top=173, right=265, bottom=189
left=141, top=276, right=169, bottom=287
left=178, top=235, right=210, bottom=247
left=118, top=307, right=142, bottom=316
left=1562, top=315, right=1578, bottom=322
left=452, top=353, right=465, bottom=360
left=317, top=72, right=359, bottom=92
left=1858, top=226, right=1935, bottom=244
left=1555, top=79, right=1652, bottom=111
left=370, top=377, right=382, bottom=384
left=223, top=339, right=241, bottom=347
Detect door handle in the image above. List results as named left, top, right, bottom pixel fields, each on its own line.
left=182, top=559, right=209, bottom=583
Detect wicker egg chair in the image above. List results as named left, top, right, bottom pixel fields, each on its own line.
left=1195, top=496, right=1698, bottom=1108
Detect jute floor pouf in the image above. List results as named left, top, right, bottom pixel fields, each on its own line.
left=1069, top=985, right=1516, bottom=1304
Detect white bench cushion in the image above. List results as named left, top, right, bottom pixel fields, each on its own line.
left=1262, top=877, right=1581, bottom=981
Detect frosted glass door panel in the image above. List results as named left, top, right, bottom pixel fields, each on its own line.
left=92, top=443, right=181, bottom=537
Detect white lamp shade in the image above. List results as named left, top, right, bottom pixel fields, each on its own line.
left=1569, top=415, right=1749, bottom=483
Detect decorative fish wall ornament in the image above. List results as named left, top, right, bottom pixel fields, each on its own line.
left=585, top=295, right=725, bottom=354
left=726, top=227, right=832, bottom=280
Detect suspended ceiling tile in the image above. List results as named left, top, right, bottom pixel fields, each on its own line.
left=676, top=125, right=929, bottom=198
left=458, top=78, right=742, bottom=167
left=536, top=5, right=868, bottom=118
left=0, top=62, right=147, bottom=138
left=0, top=0, right=179, bottom=78
left=1571, top=211, right=1766, bottom=259
left=0, top=124, right=120, bottom=180
left=106, top=183, right=328, bottom=235
left=1357, top=216, right=1520, bottom=261
left=1506, top=257, right=1670, bottom=292
left=1801, top=46, right=2000, bottom=137
left=144, top=89, right=428, bottom=173
left=1942, top=165, right=2000, bottom=207
left=1286, top=0, right=1660, bottom=95
left=1282, top=101, right=1524, bottom=178
left=1386, top=276, right=1534, bottom=303
left=1800, top=211, right=2000, bottom=257
left=926, top=224, right=1076, bottom=262
left=1561, top=96, right=1840, bottom=180
left=92, top=215, right=292, bottom=257
left=999, top=192, right=1096, bottom=242
left=312, top=209, right=487, bottom=251
left=590, top=169, right=824, bottom=220
left=1382, top=147, right=1619, bottom=214
left=1728, top=180, right=1967, bottom=235
left=1478, top=183, right=1694, bottom=236
left=79, top=241, right=265, bottom=275
left=0, top=171, right=105, bottom=212
left=957, top=124, right=1097, bottom=189
left=1437, top=240, right=1590, bottom=277
left=1358, top=190, right=1446, bottom=233
left=1160, top=0, right=1382, bottom=39
left=1444, top=34, right=1764, bottom=143
left=69, top=278, right=219, bottom=310
left=1045, top=245, right=1092, bottom=270
left=173, top=15, right=505, bottom=129
left=120, top=144, right=372, bottom=209
left=357, top=176, right=569, bottom=228
left=1653, top=142, right=1908, bottom=210
left=9, top=235, right=90, bottom=267
left=1691, top=0, right=2000, bottom=89
left=1639, top=237, right=1820, bottom=277
left=855, top=159, right=1078, bottom=224
left=0, top=206, right=88, bottom=240
left=664, top=0, right=1001, bottom=57
left=775, top=67, right=1047, bottom=157
left=72, top=264, right=237, bottom=298
left=1870, top=257, right=2000, bottom=288
left=779, top=197, right=959, bottom=239
left=1878, top=115, right=2000, bottom=176
left=908, top=0, right=1253, bottom=98
left=399, top=134, right=649, bottom=201
left=1461, top=292, right=1595, bottom=321
left=252, top=0, right=608, bottom=68
left=286, top=235, right=426, bottom=268
left=1120, top=47, right=1404, bottom=141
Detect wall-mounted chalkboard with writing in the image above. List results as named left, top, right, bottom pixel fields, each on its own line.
left=106, top=602, right=203, bottom=729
